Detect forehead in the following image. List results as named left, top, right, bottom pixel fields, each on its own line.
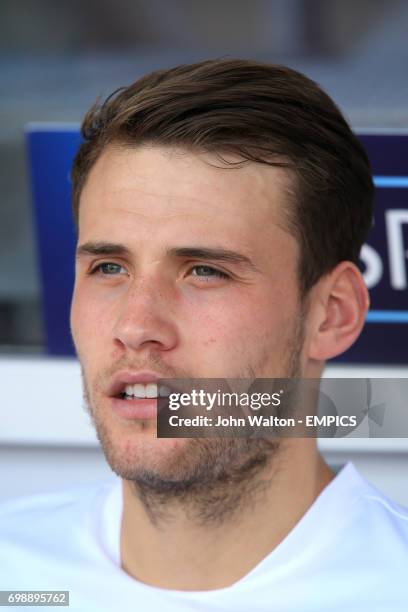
left=78, top=144, right=294, bottom=248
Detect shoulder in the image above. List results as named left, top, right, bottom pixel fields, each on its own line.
left=0, top=480, right=115, bottom=523
left=0, top=479, right=121, bottom=588
left=345, top=465, right=408, bottom=557
left=359, top=482, right=408, bottom=532
left=0, top=479, right=119, bottom=555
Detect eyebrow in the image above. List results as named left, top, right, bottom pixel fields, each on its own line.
left=76, top=241, right=259, bottom=272
left=76, top=241, right=131, bottom=258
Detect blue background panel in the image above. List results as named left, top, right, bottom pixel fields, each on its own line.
left=26, top=127, right=80, bottom=356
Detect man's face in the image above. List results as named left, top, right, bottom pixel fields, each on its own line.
left=70, top=144, right=305, bottom=484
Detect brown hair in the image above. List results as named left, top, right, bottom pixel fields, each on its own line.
left=71, top=58, right=374, bottom=295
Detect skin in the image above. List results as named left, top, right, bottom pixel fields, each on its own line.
left=70, top=144, right=369, bottom=590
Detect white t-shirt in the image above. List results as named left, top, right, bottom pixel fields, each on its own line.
left=0, top=462, right=407, bottom=611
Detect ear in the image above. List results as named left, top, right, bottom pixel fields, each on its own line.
left=308, top=262, right=369, bottom=361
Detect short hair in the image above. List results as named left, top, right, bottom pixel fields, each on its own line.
left=71, top=58, right=374, bottom=296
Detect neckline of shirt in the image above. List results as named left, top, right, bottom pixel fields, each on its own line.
left=96, top=461, right=365, bottom=596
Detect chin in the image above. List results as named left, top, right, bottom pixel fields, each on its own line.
left=96, top=420, right=193, bottom=479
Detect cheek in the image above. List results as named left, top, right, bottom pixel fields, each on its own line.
left=181, top=292, right=261, bottom=350
left=185, top=287, right=296, bottom=355
left=70, top=285, right=109, bottom=354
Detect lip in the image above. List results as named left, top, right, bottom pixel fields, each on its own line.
left=107, top=370, right=167, bottom=398
left=109, top=396, right=158, bottom=420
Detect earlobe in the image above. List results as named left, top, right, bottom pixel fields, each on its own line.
left=308, top=262, right=369, bottom=361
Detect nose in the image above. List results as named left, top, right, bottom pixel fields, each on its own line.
left=112, top=277, right=179, bottom=354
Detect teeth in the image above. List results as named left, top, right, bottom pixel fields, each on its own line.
left=123, top=382, right=159, bottom=399
left=159, top=385, right=171, bottom=397
left=145, top=383, right=158, bottom=398
left=134, top=383, right=147, bottom=398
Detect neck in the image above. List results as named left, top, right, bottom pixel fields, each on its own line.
left=120, top=441, right=334, bottom=591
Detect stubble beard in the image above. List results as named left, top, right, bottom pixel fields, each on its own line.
left=81, top=310, right=305, bottom=527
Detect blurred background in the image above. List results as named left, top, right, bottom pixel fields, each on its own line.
left=0, top=0, right=407, bottom=502
left=2, top=0, right=408, bottom=352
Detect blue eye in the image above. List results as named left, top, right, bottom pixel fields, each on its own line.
left=190, top=265, right=229, bottom=280
left=91, top=262, right=127, bottom=276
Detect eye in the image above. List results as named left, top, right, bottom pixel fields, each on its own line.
left=89, top=262, right=128, bottom=276
left=189, top=265, right=230, bottom=280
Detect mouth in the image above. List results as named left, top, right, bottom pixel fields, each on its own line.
left=108, top=371, right=174, bottom=399
left=118, top=382, right=172, bottom=401
left=108, top=379, right=173, bottom=421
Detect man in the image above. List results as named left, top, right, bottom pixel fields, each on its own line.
left=1, top=58, right=407, bottom=610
